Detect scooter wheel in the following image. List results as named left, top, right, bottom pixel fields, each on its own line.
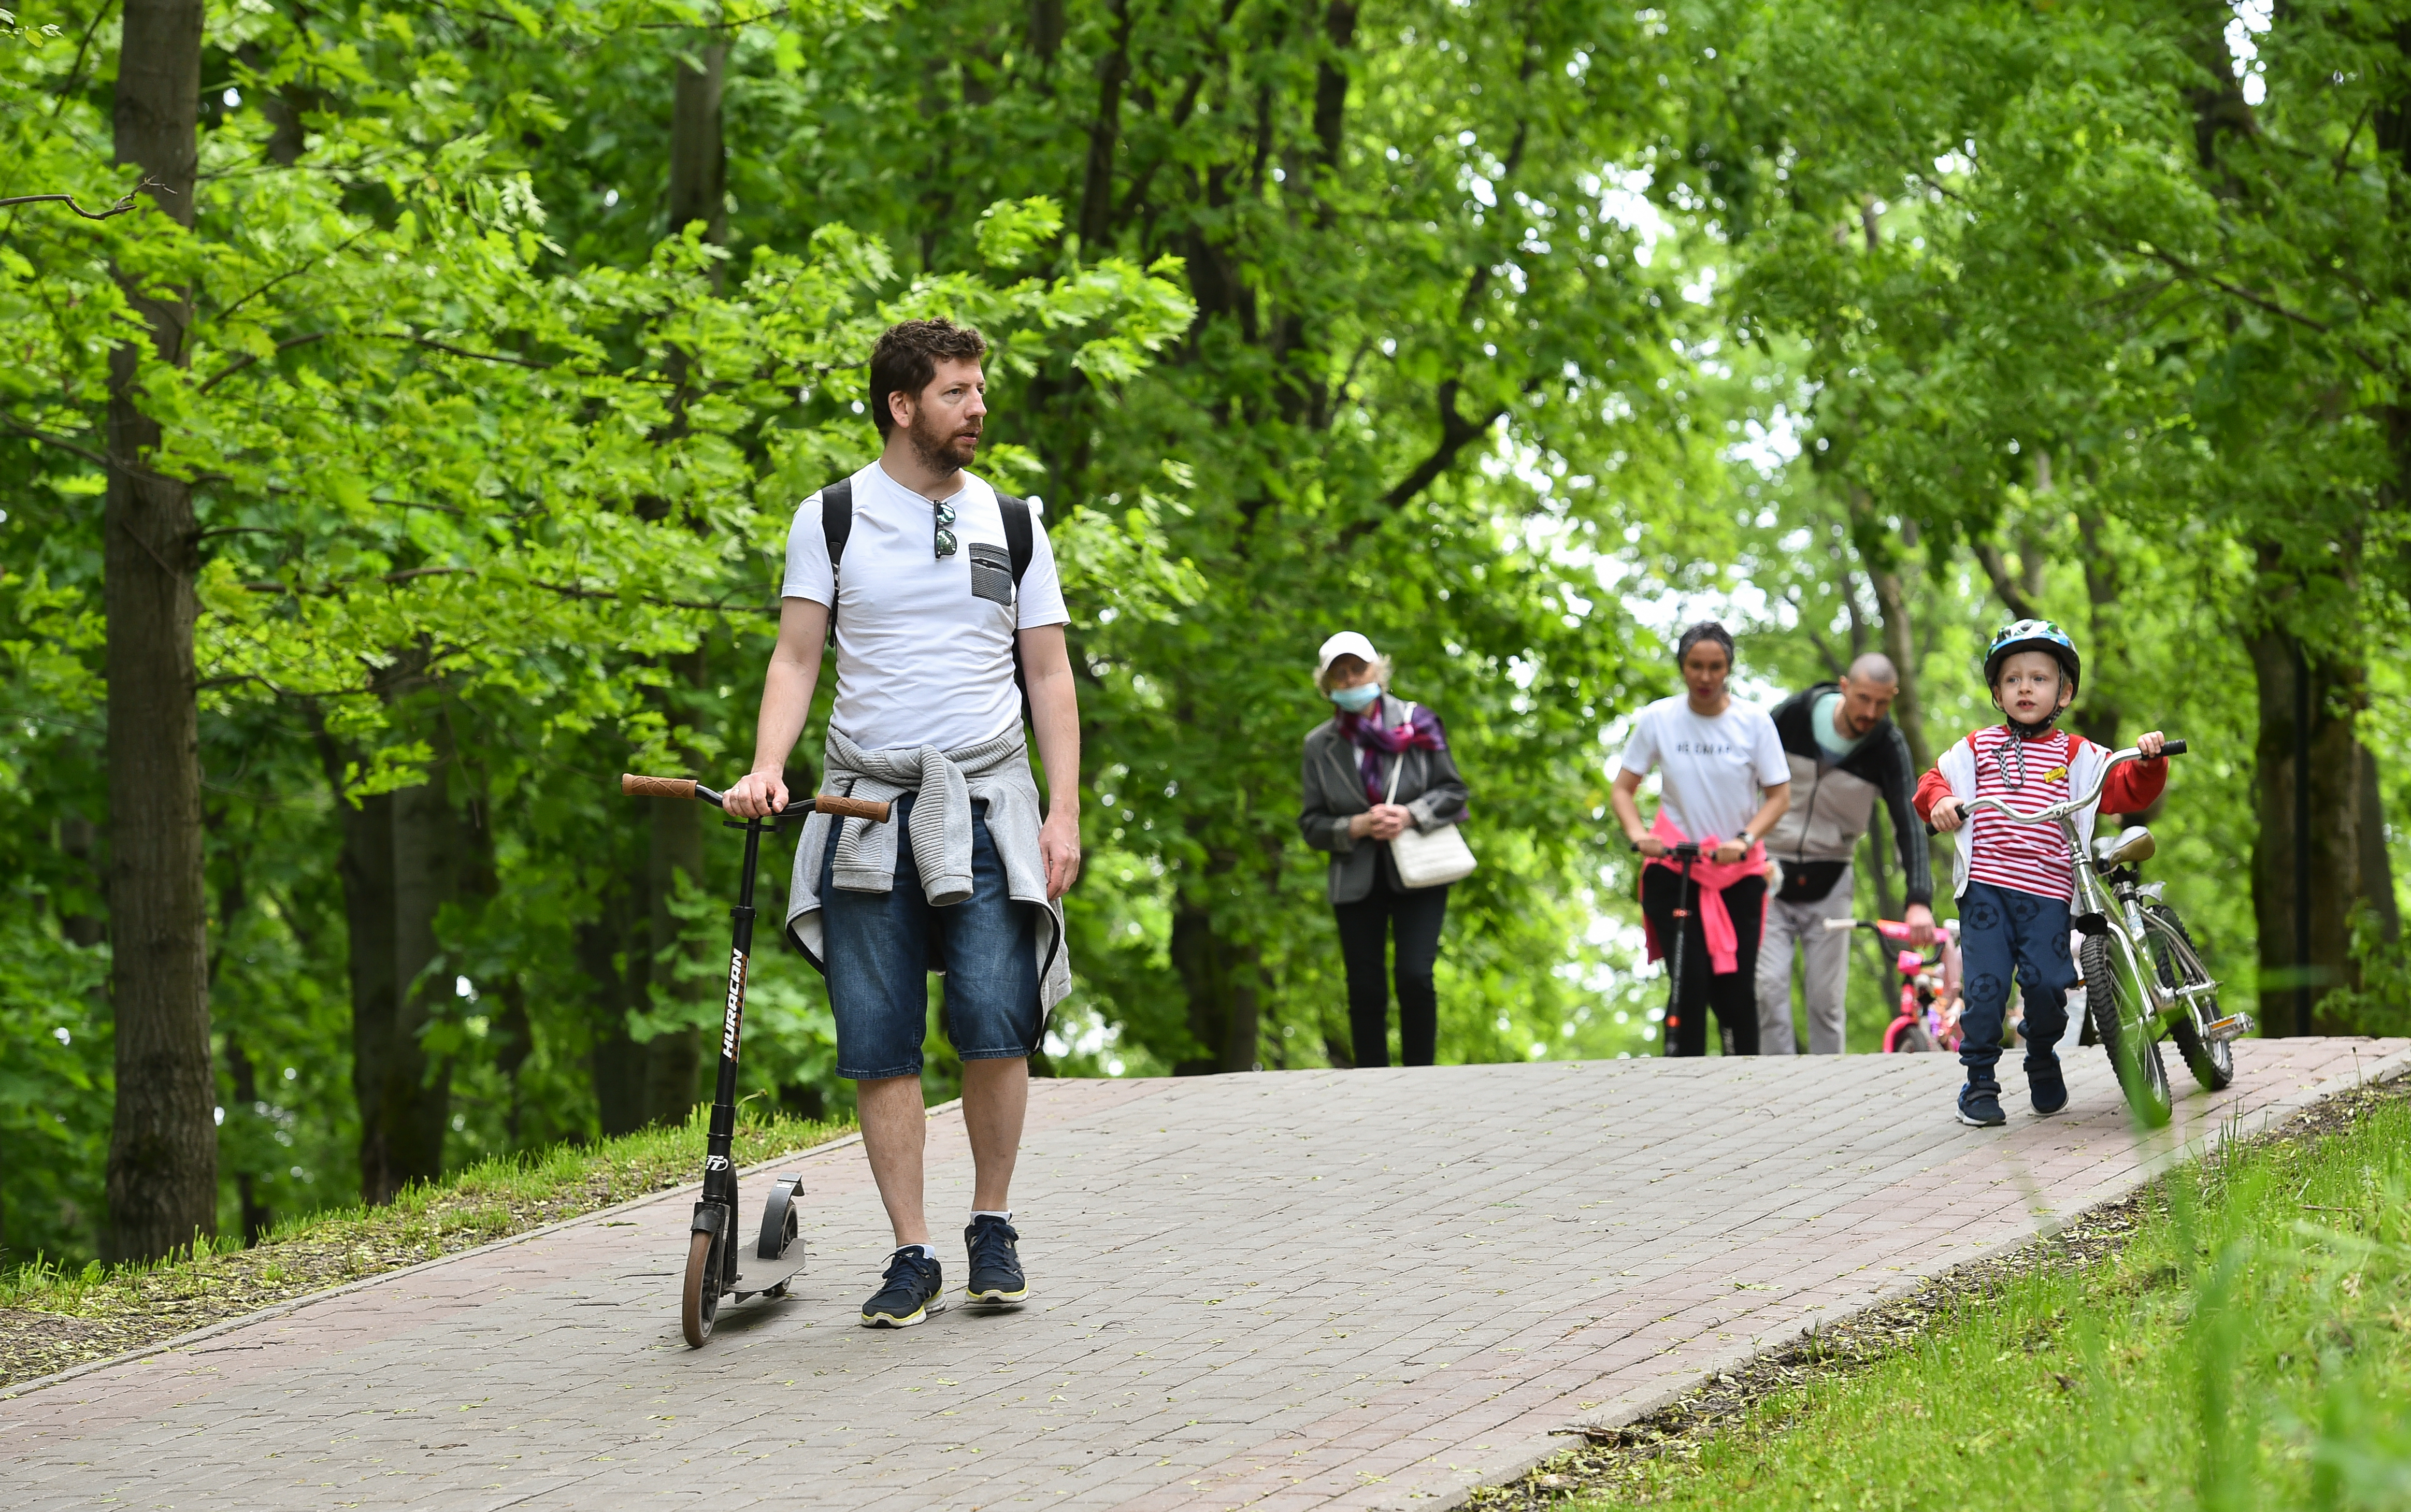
left=681, top=1230, right=719, bottom=1348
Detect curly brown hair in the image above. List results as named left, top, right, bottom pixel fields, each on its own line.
left=869, top=319, right=988, bottom=438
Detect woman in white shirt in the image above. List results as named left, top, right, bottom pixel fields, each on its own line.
left=1610, top=623, right=1791, bottom=1056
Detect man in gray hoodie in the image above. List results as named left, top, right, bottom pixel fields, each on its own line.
left=1756, top=654, right=1934, bottom=1054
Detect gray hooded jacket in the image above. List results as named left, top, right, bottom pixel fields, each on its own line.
left=785, top=727, right=1071, bottom=1014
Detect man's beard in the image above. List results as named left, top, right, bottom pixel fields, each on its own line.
left=907, top=410, right=979, bottom=474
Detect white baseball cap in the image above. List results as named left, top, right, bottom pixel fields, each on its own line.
left=1316, top=630, right=1380, bottom=677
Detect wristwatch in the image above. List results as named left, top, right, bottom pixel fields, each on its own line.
left=1735, top=828, right=1755, bottom=849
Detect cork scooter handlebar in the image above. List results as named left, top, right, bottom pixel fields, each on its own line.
left=619, top=773, right=893, bottom=823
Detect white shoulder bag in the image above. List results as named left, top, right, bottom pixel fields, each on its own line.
left=1383, top=709, right=1476, bottom=888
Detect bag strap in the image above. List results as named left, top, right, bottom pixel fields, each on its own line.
left=1383, top=702, right=1419, bottom=804
left=820, top=477, right=854, bottom=642
left=996, top=491, right=1035, bottom=718
left=822, top=477, right=1041, bottom=723
left=998, top=491, right=1034, bottom=585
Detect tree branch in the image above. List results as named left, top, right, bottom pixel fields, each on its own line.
left=196, top=332, right=329, bottom=394
left=2139, top=244, right=2385, bottom=372
left=524, top=579, right=779, bottom=615
left=0, top=177, right=166, bottom=220
left=1974, top=541, right=2043, bottom=620
left=406, top=334, right=553, bottom=370
left=1379, top=379, right=1502, bottom=510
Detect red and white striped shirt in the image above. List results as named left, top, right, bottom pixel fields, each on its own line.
left=1966, top=726, right=2081, bottom=900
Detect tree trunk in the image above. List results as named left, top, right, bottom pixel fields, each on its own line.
left=642, top=777, right=706, bottom=1124
left=2357, top=742, right=2401, bottom=945
left=492, top=976, right=534, bottom=1146
left=381, top=766, right=462, bottom=1198
left=2071, top=505, right=2128, bottom=752
left=104, top=0, right=216, bottom=1265
left=222, top=1033, right=274, bottom=1245
left=667, top=35, right=728, bottom=250
left=1170, top=894, right=1260, bottom=1074
left=1846, top=490, right=1931, bottom=772
left=316, top=726, right=401, bottom=1201
left=2248, top=629, right=2364, bottom=1034
left=583, top=878, right=651, bottom=1137
left=202, top=828, right=274, bottom=1247
left=622, top=53, right=729, bottom=1128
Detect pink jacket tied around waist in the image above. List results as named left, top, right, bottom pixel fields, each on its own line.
left=1638, top=811, right=1767, bottom=975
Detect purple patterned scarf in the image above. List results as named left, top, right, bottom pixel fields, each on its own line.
left=1338, top=703, right=1447, bottom=802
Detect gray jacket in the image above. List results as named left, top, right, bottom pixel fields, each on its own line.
left=1298, top=693, right=1472, bottom=905
left=785, top=726, right=1071, bottom=1013
left=1762, top=682, right=1933, bottom=905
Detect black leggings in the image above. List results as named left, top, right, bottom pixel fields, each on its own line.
left=1333, top=884, right=1448, bottom=1067
left=1639, top=867, right=1766, bottom=1057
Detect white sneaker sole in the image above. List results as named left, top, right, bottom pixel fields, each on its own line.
left=860, top=1294, right=949, bottom=1328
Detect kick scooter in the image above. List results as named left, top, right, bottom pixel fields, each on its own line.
left=621, top=773, right=892, bottom=1347
left=1634, top=840, right=1705, bottom=1054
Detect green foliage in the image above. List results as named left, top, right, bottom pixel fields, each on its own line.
left=1566, top=1099, right=2411, bottom=1510
left=2, top=0, right=2405, bottom=1266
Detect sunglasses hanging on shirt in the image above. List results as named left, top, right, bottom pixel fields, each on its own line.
left=931, top=498, right=958, bottom=560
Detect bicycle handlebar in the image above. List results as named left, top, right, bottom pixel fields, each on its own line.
left=1921, top=740, right=2184, bottom=834
left=1824, top=917, right=1958, bottom=941
left=620, top=774, right=893, bottom=823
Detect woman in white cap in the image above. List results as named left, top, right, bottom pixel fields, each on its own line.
left=1299, top=631, right=1471, bottom=1067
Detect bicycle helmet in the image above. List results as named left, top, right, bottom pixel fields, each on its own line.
left=1982, top=618, right=2081, bottom=695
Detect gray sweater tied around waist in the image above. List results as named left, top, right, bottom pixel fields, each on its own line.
left=784, top=727, right=1071, bottom=1013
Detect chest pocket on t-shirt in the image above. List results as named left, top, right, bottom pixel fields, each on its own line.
left=968, top=542, right=1015, bottom=610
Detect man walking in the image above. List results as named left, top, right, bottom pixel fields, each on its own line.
left=1756, top=654, right=1933, bottom=1054
left=724, top=318, right=1082, bottom=1327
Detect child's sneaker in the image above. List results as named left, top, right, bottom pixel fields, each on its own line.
left=1957, top=1077, right=2006, bottom=1127
left=2028, top=1060, right=2068, bottom=1116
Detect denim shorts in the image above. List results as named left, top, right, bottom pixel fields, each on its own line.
left=819, top=795, right=1042, bottom=1080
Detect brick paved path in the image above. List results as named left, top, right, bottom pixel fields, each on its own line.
left=5, top=1039, right=2404, bottom=1511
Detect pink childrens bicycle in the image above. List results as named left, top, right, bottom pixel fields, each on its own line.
left=1824, top=917, right=1963, bottom=1053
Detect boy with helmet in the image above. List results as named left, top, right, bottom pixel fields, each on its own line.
left=1912, top=621, right=2169, bottom=1126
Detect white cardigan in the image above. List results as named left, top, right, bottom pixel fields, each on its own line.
left=1936, top=733, right=2112, bottom=900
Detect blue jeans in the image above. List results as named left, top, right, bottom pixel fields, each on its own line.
left=819, top=795, right=1041, bottom=1080
left=1956, top=880, right=2077, bottom=1080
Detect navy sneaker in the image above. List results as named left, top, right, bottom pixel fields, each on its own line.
left=963, top=1214, right=1029, bottom=1307
left=2029, top=1060, right=2069, bottom=1116
left=1957, top=1078, right=2006, bottom=1128
left=860, top=1247, right=945, bottom=1328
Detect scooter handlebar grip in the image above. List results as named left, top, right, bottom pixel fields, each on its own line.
left=622, top=773, right=697, bottom=800
left=2162, top=738, right=2187, bottom=757
left=813, top=795, right=893, bottom=823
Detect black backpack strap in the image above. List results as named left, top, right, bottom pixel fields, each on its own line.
left=997, top=491, right=1034, bottom=586
left=819, top=477, right=853, bottom=636
left=995, top=492, right=1035, bottom=718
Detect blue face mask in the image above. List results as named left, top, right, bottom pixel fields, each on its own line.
left=1329, top=682, right=1382, bottom=713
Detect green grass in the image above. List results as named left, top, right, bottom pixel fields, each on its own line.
left=1, top=1103, right=850, bottom=1385
left=1568, top=1101, right=2411, bottom=1511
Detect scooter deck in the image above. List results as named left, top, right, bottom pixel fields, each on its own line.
left=722, top=1172, right=807, bottom=1301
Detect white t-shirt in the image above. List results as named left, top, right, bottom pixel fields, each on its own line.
left=782, top=462, right=1069, bottom=754
left=1617, top=695, right=1790, bottom=845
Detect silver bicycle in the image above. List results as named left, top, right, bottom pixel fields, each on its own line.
left=1951, top=740, right=2252, bottom=1126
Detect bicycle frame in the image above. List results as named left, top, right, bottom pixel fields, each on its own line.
left=1827, top=917, right=1961, bottom=1052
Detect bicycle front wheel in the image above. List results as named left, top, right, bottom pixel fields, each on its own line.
left=2146, top=905, right=2233, bottom=1091
left=2079, top=932, right=2172, bottom=1127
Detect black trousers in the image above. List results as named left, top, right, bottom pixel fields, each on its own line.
left=1333, top=883, right=1448, bottom=1068
left=1639, top=867, right=1766, bottom=1057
